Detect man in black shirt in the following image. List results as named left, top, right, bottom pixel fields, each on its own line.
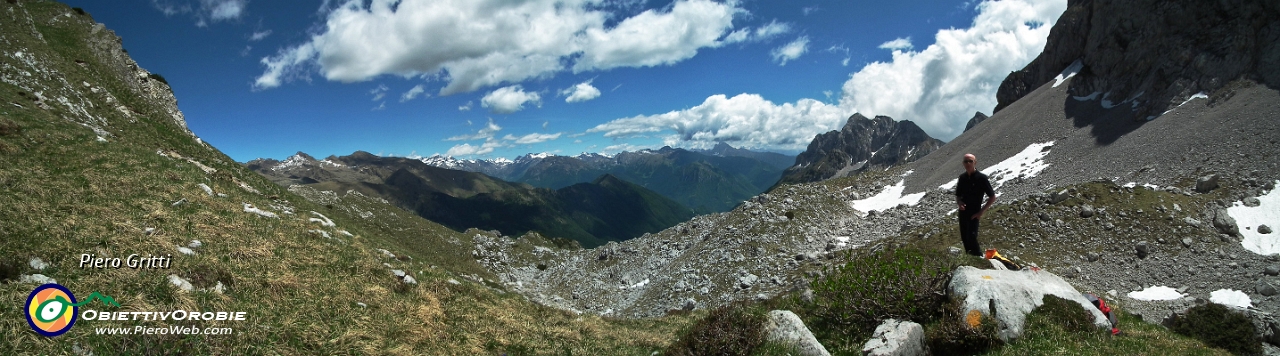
left=955, top=153, right=997, bottom=256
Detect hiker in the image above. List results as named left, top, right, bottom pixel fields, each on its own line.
left=955, top=153, right=996, bottom=256
left=1084, top=293, right=1122, bottom=336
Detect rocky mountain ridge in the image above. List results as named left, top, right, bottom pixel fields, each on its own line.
left=778, top=113, right=943, bottom=186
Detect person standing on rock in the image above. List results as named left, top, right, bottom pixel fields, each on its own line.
left=956, top=153, right=997, bottom=256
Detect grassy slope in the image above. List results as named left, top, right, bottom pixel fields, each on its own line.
left=0, top=1, right=692, bottom=354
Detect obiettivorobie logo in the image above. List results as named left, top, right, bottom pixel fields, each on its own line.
left=25, top=283, right=119, bottom=337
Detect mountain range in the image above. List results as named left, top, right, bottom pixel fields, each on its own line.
left=6, top=0, right=1280, bottom=354
left=420, top=144, right=793, bottom=213
left=247, top=151, right=693, bottom=248
left=777, top=113, right=944, bottom=186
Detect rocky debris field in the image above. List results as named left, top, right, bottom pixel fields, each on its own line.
left=462, top=154, right=1280, bottom=351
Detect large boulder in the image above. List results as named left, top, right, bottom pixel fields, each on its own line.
left=763, top=310, right=830, bottom=356
left=948, top=266, right=1110, bottom=341
left=862, top=319, right=926, bottom=356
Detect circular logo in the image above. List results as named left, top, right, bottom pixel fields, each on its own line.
left=25, top=283, right=77, bottom=337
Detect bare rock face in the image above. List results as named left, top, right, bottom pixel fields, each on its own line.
left=995, top=0, right=1280, bottom=118
left=780, top=114, right=943, bottom=185
left=963, top=111, right=989, bottom=133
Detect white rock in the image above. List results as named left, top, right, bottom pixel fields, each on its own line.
left=949, top=266, right=1109, bottom=341
left=357, top=302, right=367, bottom=308
left=197, top=183, right=214, bottom=196
left=763, top=310, right=830, bottom=356
left=212, top=281, right=225, bottom=294
left=20, top=274, right=56, bottom=285
left=863, top=319, right=926, bottom=356
left=402, top=275, right=417, bottom=285
left=29, top=257, right=48, bottom=271
left=447, top=279, right=461, bottom=285
left=167, top=275, right=194, bottom=292
left=176, top=246, right=195, bottom=255
left=243, top=203, right=277, bottom=218
left=392, top=269, right=407, bottom=278
left=188, top=240, right=202, bottom=248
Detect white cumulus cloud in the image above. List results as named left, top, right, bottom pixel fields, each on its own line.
left=771, top=36, right=809, bottom=65
left=877, top=37, right=913, bottom=51
left=445, top=141, right=503, bottom=156
left=839, top=0, right=1066, bottom=141
left=588, top=93, right=847, bottom=151
left=255, top=0, right=745, bottom=94
left=586, top=0, right=1066, bottom=152
left=400, top=85, right=427, bottom=102
left=481, top=85, right=541, bottom=114
left=561, top=80, right=602, bottom=103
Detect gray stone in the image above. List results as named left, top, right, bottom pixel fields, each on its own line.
left=1196, top=174, right=1219, bottom=193
left=738, top=273, right=759, bottom=289
left=1258, top=281, right=1278, bottom=297
left=1086, top=252, right=1100, bottom=262
left=1245, top=197, right=1262, bottom=207
left=1080, top=205, right=1095, bottom=218
left=1050, top=189, right=1070, bottom=204
left=764, top=310, right=830, bottom=356
left=1266, top=266, right=1280, bottom=276
left=1213, top=209, right=1239, bottom=236
left=1136, top=241, right=1150, bottom=258
left=1182, top=238, right=1194, bottom=248
left=1261, top=225, right=1273, bottom=234
left=1038, top=213, right=1052, bottom=222
left=863, top=319, right=927, bottom=356
left=948, top=266, right=1109, bottom=341
left=683, top=298, right=697, bottom=311
left=1184, top=217, right=1203, bottom=228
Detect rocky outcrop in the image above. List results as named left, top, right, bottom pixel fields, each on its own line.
left=779, top=114, right=943, bottom=185
left=764, top=310, right=830, bottom=356
left=949, top=266, right=1110, bottom=341
left=995, top=0, right=1280, bottom=118
left=862, top=319, right=926, bottom=356
left=962, top=112, right=989, bottom=132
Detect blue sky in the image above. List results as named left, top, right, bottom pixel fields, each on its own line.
left=63, top=0, right=1066, bottom=162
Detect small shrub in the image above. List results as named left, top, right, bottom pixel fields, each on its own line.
left=808, top=247, right=957, bottom=338
left=926, top=299, right=1003, bottom=355
left=0, top=119, right=21, bottom=136
left=147, top=73, right=169, bottom=85
left=1168, top=303, right=1261, bottom=355
left=666, top=303, right=767, bottom=356
left=1031, top=295, right=1096, bottom=333
left=72, top=7, right=85, bottom=15
left=0, top=259, right=20, bottom=282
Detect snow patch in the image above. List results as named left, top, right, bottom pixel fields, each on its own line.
left=1229, top=181, right=1280, bottom=255
left=1127, top=286, right=1184, bottom=301
left=939, top=142, right=1055, bottom=191
left=1122, top=182, right=1161, bottom=190
left=1052, top=60, right=1083, bottom=88
left=1160, top=92, right=1209, bottom=116
left=1210, top=289, right=1252, bottom=309
left=851, top=180, right=927, bottom=216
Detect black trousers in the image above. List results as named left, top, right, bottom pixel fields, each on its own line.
left=959, top=211, right=981, bottom=256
